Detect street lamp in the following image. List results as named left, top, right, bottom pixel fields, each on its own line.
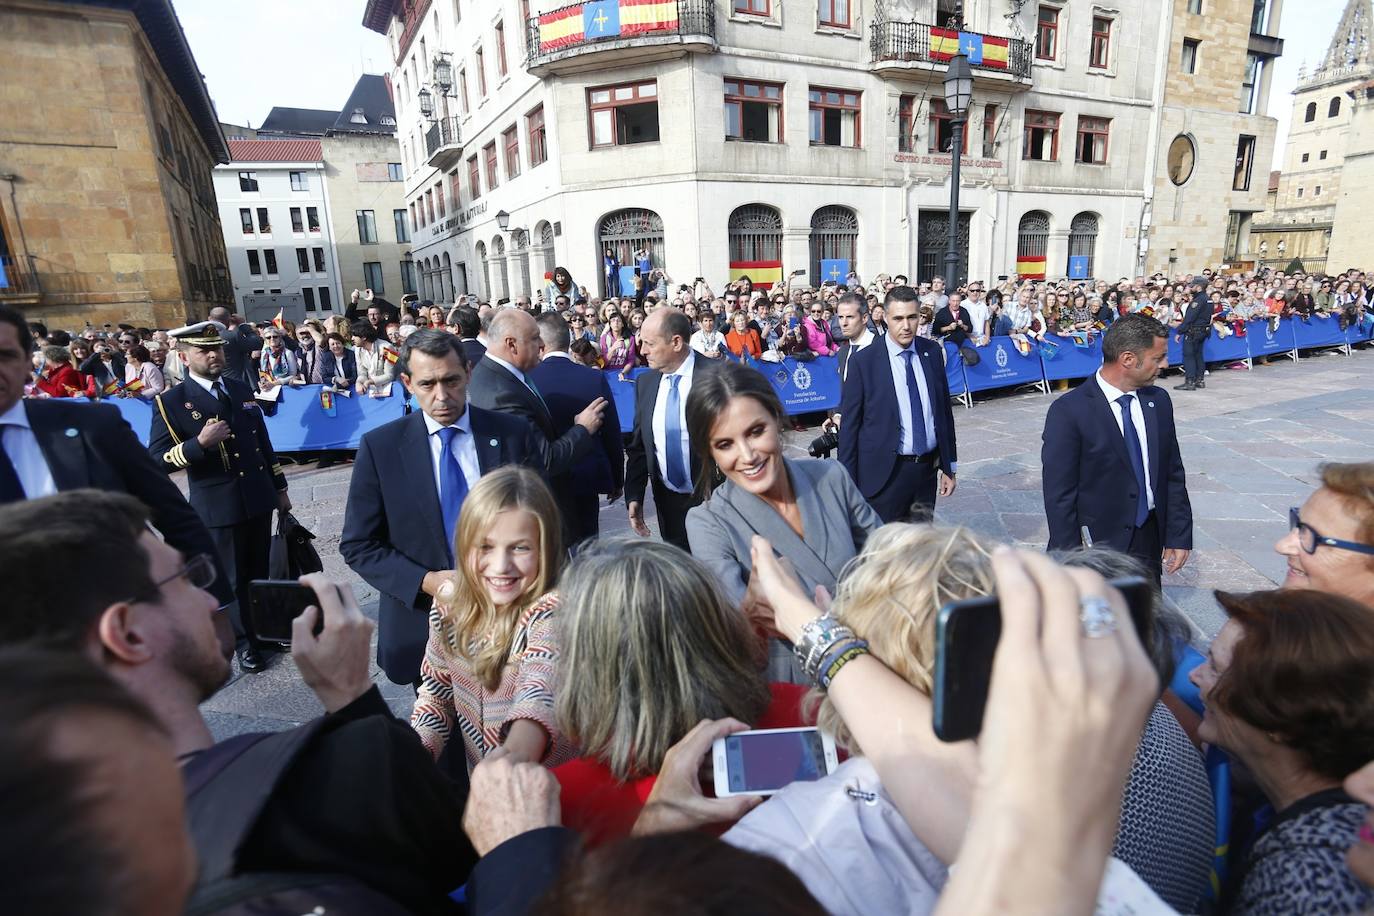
left=417, top=86, right=434, bottom=120
left=941, top=52, right=973, bottom=291
left=495, top=210, right=510, bottom=231
left=433, top=55, right=454, bottom=94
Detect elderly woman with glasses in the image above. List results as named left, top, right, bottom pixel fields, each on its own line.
left=1276, top=462, right=1374, bottom=607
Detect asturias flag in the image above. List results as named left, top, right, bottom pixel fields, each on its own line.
left=819, top=259, right=851, bottom=284
left=583, top=0, right=621, bottom=39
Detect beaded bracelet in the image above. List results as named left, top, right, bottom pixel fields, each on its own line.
left=794, top=615, right=853, bottom=674
left=803, top=627, right=862, bottom=683
left=817, top=640, right=870, bottom=691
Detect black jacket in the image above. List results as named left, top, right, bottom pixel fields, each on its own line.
left=1177, top=292, right=1212, bottom=339
left=467, top=355, right=593, bottom=478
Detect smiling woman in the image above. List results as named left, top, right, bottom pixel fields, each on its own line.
left=1276, top=462, right=1374, bottom=607
left=684, top=362, right=881, bottom=682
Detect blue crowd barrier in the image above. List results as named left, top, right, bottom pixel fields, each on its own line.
left=605, top=368, right=647, bottom=435
left=1292, top=314, right=1348, bottom=350
left=265, top=382, right=407, bottom=451
left=111, top=396, right=154, bottom=446
left=1040, top=333, right=1102, bottom=381
left=1203, top=328, right=1251, bottom=364
left=962, top=336, right=1045, bottom=393
left=1349, top=315, right=1374, bottom=346
left=1247, top=318, right=1298, bottom=359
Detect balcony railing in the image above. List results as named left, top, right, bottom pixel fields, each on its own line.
left=525, top=0, right=715, bottom=71
left=425, top=117, right=462, bottom=171
left=0, top=255, right=42, bottom=300
left=870, top=20, right=1032, bottom=81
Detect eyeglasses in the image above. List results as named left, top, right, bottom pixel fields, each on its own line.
left=1288, top=508, right=1374, bottom=557
left=124, top=553, right=218, bottom=605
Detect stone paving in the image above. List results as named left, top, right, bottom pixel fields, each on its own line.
left=200, top=345, right=1373, bottom=739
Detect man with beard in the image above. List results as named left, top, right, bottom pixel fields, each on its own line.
left=0, top=490, right=481, bottom=915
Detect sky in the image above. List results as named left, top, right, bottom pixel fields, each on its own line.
left=175, top=0, right=392, bottom=128
left=174, top=0, right=1347, bottom=166
left=1266, top=0, right=1352, bottom=169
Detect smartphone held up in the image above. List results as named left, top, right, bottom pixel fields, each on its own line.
left=248, top=579, right=328, bottom=647
left=712, top=727, right=839, bottom=798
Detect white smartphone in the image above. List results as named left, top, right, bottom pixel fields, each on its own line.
left=711, top=727, right=839, bottom=798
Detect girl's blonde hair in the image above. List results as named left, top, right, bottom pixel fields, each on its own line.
left=813, top=523, right=996, bottom=754
left=436, top=466, right=563, bottom=690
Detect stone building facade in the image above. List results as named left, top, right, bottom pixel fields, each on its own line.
left=0, top=0, right=231, bottom=329
left=1324, top=78, right=1374, bottom=268
left=1144, top=0, right=1284, bottom=274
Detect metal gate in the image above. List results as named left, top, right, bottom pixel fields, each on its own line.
left=728, top=205, right=782, bottom=262
left=598, top=209, right=665, bottom=296
left=512, top=229, right=532, bottom=298
left=809, top=205, right=858, bottom=286
left=1017, top=211, right=1050, bottom=279
left=1067, top=213, right=1098, bottom=277
left=916, top=210, right=970, bottom=286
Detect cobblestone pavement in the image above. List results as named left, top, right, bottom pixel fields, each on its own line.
left=200, top=345, right=1373, bottom=738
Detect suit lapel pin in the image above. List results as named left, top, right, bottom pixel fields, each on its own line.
left=64, top=428, right=78, bottom=438
left=489, top=438, right=499, bottom=447
left=184, top=402, right=193, bottom=410
left=1147, top=402, right=1155, bottom=408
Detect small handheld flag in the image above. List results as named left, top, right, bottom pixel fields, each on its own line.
left=271, top=308, right=285, bottom=329
left=319, top=388, right=337, bottom=418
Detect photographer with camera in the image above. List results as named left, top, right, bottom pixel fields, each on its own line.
left=0, top=489, right=478, bottom=915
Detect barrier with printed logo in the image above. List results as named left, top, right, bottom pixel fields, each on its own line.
left=1246, top=318, right=1298, bottom=359
left=961, top=336, right=1045, bottom=393
left=1039, top=334, right=1103, bottom=381
left=1292, top=314, right=1348, bottom=350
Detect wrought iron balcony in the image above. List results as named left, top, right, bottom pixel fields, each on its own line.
left=0, top=255, right=42, bottom=303
left=425, top=117, right=462, bottom=172
left=870, top=20, right=1032, bottom=83
left=525, top=0, right=716, bottom=76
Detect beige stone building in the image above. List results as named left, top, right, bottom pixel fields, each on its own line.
left=1144, top=0, right=1284, bottom=274
left=1325, top=78, right=1374, bottom=268
left=0, top=0, right=232, bottom=329
left=1251, top=0, right=1372, bottom=272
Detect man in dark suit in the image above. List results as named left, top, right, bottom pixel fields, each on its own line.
left=1041, top=313, right=1193, bottom=581
left=1175, top=279, right=1212, bottom=391
left=467, top=308, right=606, bottom=480
left=0, top=306, right=231, bottom=618
left=834, top=292, right=877, bottom=382
left=839, top=285, right=958, bottom=523
left=208, top=307, right=261, bottom=392
left=340, top=329, right=545, bottom=686
left=625, top=308, right=724, bottom=551
left=453, top=305, right=485, bottom=370
left=149, top=322, right=291, bottom=673
left=529, top=313, right=623, bottom=545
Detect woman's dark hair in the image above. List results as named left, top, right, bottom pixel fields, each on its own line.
left=1210, top=588, right=1374, bottom=781
left=533, top=831, right=826, bottom=916
left=325, top=333, right=349, bottom=350
left=1, top=304, right=34, bottom=352
left=686, top=361, right=785, bottom=500
left=128, top=345, right=151, bottom=363
left=569, top=339, right=599, bottom=365
left=349, top=320, right=378, bottom=342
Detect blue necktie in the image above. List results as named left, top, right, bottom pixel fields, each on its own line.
left=0, top=431, right=26, bottom=504
left=901, top=350, right=930, bottom=455
left=665, top=374, right=690, bottom=490
left=1115, top=395, right=1150, bottom=528
left=437, top=426, right=469, bottom=556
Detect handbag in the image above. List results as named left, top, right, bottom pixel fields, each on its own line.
left=268, top=512, right=323, bottom=580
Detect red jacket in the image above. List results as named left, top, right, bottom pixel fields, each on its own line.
left=34, top=363, right=90, bottom=398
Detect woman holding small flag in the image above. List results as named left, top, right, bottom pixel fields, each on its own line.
left=258, top=328, right=299, bottom=386
left=350, top=319, right=398, bottom=397
left=121, top=344, right=164, bottom=399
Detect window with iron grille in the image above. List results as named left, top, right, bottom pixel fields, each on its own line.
left=728, top=205, right=783, bottom=263
left=724, top=79, right=783, bottom=143
left=598, top=210, right=665, bottom=295
left=1075, top=116, right=1110, bottom=164
left=1024, top=110, right=1060, bottom=161
left=808, top=205, right=858, bottom=286
left=588, top=82, right=660, bottom=148
left=1067, top=213, right=1098, bottom=276
left=809, top=87, right=860, bottom=147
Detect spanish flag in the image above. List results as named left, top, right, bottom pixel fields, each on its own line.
left=729, top=260, right=783, bottom=290
left=539, top=3, right=585, bottom=51
left=123, top=378, right=145, bottom=394
left=620, top=0, right=677, bottom=35
left=930, top=28, right=961, bottom=60
left=272, top=308, right=285, bottom=329
left=381, top=346, right=399, bottom=366
left=929, top=29, right=1009, bottom=70
left=102, top=378, right=123, bottom=396
left=1016, top=257, right=1047, bottom=280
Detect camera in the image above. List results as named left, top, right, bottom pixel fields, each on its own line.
left=808, top=430, right=839, bottom=459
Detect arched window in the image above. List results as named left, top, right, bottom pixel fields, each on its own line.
left=476, top=241, right=489, bottom=300
left=728, top=205, right=783, bottom=290
left=809, top=205, right=858, bottom=286
left=492, top=235, right=509, bottom=301
left=1016, top=211, right=1050, bottom=279
left=1329, top=96, right=1341, bottom=118
left=421, top=257, right=432, bottom=299
left=1305, top=101, right=1317, bottom=122
left=598, top=209, right=665, bottom=297
left=535, top=220, right=556, bottom=292
left=441, top=252, right=454, bottom=302
left=1066, top=212, right=1099, bottom=279
left=512, top=229, right=531, bottom=298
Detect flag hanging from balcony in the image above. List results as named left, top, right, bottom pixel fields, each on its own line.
left=1016, top=257, right=1047, bottom=280
left=729, top=260, right=783, bottom=290
left=538, top=0, right=679, bottom=52
left=930, top=29, right=1009, bottom=69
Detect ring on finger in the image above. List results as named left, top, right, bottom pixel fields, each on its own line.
left=1079, top=596, right=1117, bottom=639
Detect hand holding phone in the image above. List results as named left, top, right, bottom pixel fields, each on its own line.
left=711, top=727, right=838, bottom=797
left=249, top=576, right=375, bottom=713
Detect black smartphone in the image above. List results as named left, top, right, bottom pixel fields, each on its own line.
left=932, top=576, right=1152, bottom=743
left=248, top=580, right=324, bottom=646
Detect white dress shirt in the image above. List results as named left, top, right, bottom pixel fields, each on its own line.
left=186, top=370, right=225, bottom=398
left=1, top=401, right=57, bottom=499
left=964, top=298, right=991, bottom=341
left=423, top=407, right=481, bottom=501
left=690, top=329, right=725, bottom=358
left=652, top=350, right=697, bottom=494
left=1095, top=371, right=1155, bottom=511
left=884, top=335, right=937, bottom=456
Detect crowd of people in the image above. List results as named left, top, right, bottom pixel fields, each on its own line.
left=1, top=257, right=1372, bottom=916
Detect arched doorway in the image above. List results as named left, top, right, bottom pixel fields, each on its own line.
left=727, top=204, right=783, bottom=290
left=421, top=257, right=433, bottom=299
left=597, top=208, right=664, bottom=297
left=1016, top=211, right=1050, bottom=279
left=536, top=221, right=555, bottom=293
left=512, top=229, right=532, bottom=298
left=492, top=235, right=509, bottom=302
left=809, top=205, right=858, bottom=287
left=441, top=252, right=454, bottom=302
left=476, top=242, right=489, bottom=301
left=1066, top=213, right=1099, bottom=279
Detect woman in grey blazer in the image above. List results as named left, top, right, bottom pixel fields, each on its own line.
left=685, top=363, right=881, bottom=680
